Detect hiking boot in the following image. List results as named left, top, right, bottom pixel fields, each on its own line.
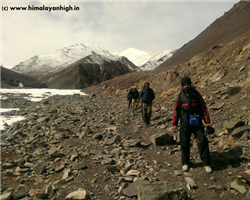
left=204, top=166, right=212, bottom=174
left=182, top=165, right=189, bottom=172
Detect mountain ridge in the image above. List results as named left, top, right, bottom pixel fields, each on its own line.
left=12, top=43, right=130, bottom=82
left=46, top=53, right=139, bottom=89
left=116, top=48, right=174, bottom=70
left=11, top=43, right=173, bottom=83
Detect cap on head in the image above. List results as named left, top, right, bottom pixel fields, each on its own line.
left=181, top=77, right=192, bottom=87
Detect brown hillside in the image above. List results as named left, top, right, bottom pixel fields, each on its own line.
left=157, top=1, right=250, bottom=70
left=1, top=66, right=47, bottom=88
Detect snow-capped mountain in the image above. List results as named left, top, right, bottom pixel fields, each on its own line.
left=12, top=43, right=140, bottom=81
left=11, top=43, right=174, bottom=83
left=46, top=53, right=138, bottom=89
left=116, top=47, right=174, bottom=71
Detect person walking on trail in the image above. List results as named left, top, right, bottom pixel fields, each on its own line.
left=140, top=82, right=155, bottom=127
left=132, top=87, right=140, bottom=113
left=127, top=88, right=133, bottom=109
left=140, top=85, right=145, bottom=119
left=173, top=77, right=213, bottom=174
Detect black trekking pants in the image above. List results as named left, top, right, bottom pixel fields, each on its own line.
left=180, top=126, right=211, bottom=166
left=128, top=99, right=132, bottom=108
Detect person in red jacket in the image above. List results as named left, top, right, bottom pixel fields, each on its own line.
left=173, top=77, right=212, bottom=174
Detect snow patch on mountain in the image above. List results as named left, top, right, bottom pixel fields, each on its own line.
left=116, top=48, right=173, bottom=71
left=13, top=43, right=120, bottom=72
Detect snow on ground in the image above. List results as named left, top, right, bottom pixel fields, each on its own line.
left=0, top=108, right=19, bottom=113
left=0, top=88, right=87, bottom=130
left=1, top=88, right=87, bottom=101
left=1, top=116, right=26, bottom=131
left=1, top=96, right=8, bottom=100
left=1, top=108, right=22, bottom=130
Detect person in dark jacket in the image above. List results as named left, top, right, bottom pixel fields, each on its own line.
left=173, top=77, right=212, bottom=174
left=132, top=87, right=140, bottom=113
left=140, top=82, right=155, bottom=126
left=140, top=85, right=145, bottom=119
left=127, top=88, right=133, bottom=109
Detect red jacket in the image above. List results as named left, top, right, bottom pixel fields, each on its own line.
left=173, top=86, right=210, bottom=127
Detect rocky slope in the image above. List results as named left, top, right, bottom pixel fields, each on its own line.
left=1, top=78, right=250, bottom=200
left=1, top=40, right=250, bottom=198
left=157, top=1, right=250, bottom=70
left=1, top=35, right=250, bottom=200
left=1, top=66, right=47, bottom=88
left=1, top=1, right=250, bottom=200
left=79, top=2, right=250, bottom=198
left=83, top=34, right=250, bottom=134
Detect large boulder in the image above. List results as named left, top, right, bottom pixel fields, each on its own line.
left=123, top=179, right=149, bottom=197
left=230, top=180, right=246, bottom=194
left=149, top=133, right=174, bottom=146
left=104, top=135, right=121, bottom=145
left=0, top=121, right=20, bottom=138
left=209, top=70, right=226, bottom=83
left=1, top=192, right=12, bottom=200
left=48, top=146, right=64, bottom=158
left=11, top=186, right=30, bottom=200
left=72, top=162, right=88, bottom=171
left=34, top=161, right=47, bottom=174
left=66, top=189, right=89, bottom=200
left=138, top=182, right=187, bottom=200
left=227, top=83, right=245, bottom=96
left=223, top=119, right=245, bottom=131
left=231, top=125, right=250, bottom=138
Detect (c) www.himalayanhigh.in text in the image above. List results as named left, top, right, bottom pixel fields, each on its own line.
left=2, top=5, right=80, bottom=12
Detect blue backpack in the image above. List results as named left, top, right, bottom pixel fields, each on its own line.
left=189, top=114, right=200, bottom=127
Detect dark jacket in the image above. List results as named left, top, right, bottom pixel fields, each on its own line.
left=140, top=87, right=155, bottom=103
left=173, top=86, right=210, bottom=128
left=132, top=89, right=139, bottom=99
left=127, top=90, right=133, bottom=100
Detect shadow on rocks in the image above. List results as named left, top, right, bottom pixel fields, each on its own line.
left=210, top=147, right=243, bottom=171
left=189, top=162, right=204, bottom=169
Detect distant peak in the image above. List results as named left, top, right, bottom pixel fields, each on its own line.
left=126, top=47, right=139, bottom=50
left=85, top=42, right=96, bottom=46
left=120, top=47, right=148, bottom=55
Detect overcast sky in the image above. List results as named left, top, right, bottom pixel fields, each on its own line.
left=1, top=0, right=240, bottom=69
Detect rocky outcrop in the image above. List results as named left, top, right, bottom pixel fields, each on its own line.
left=138, top=182, right=187, bottom=200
